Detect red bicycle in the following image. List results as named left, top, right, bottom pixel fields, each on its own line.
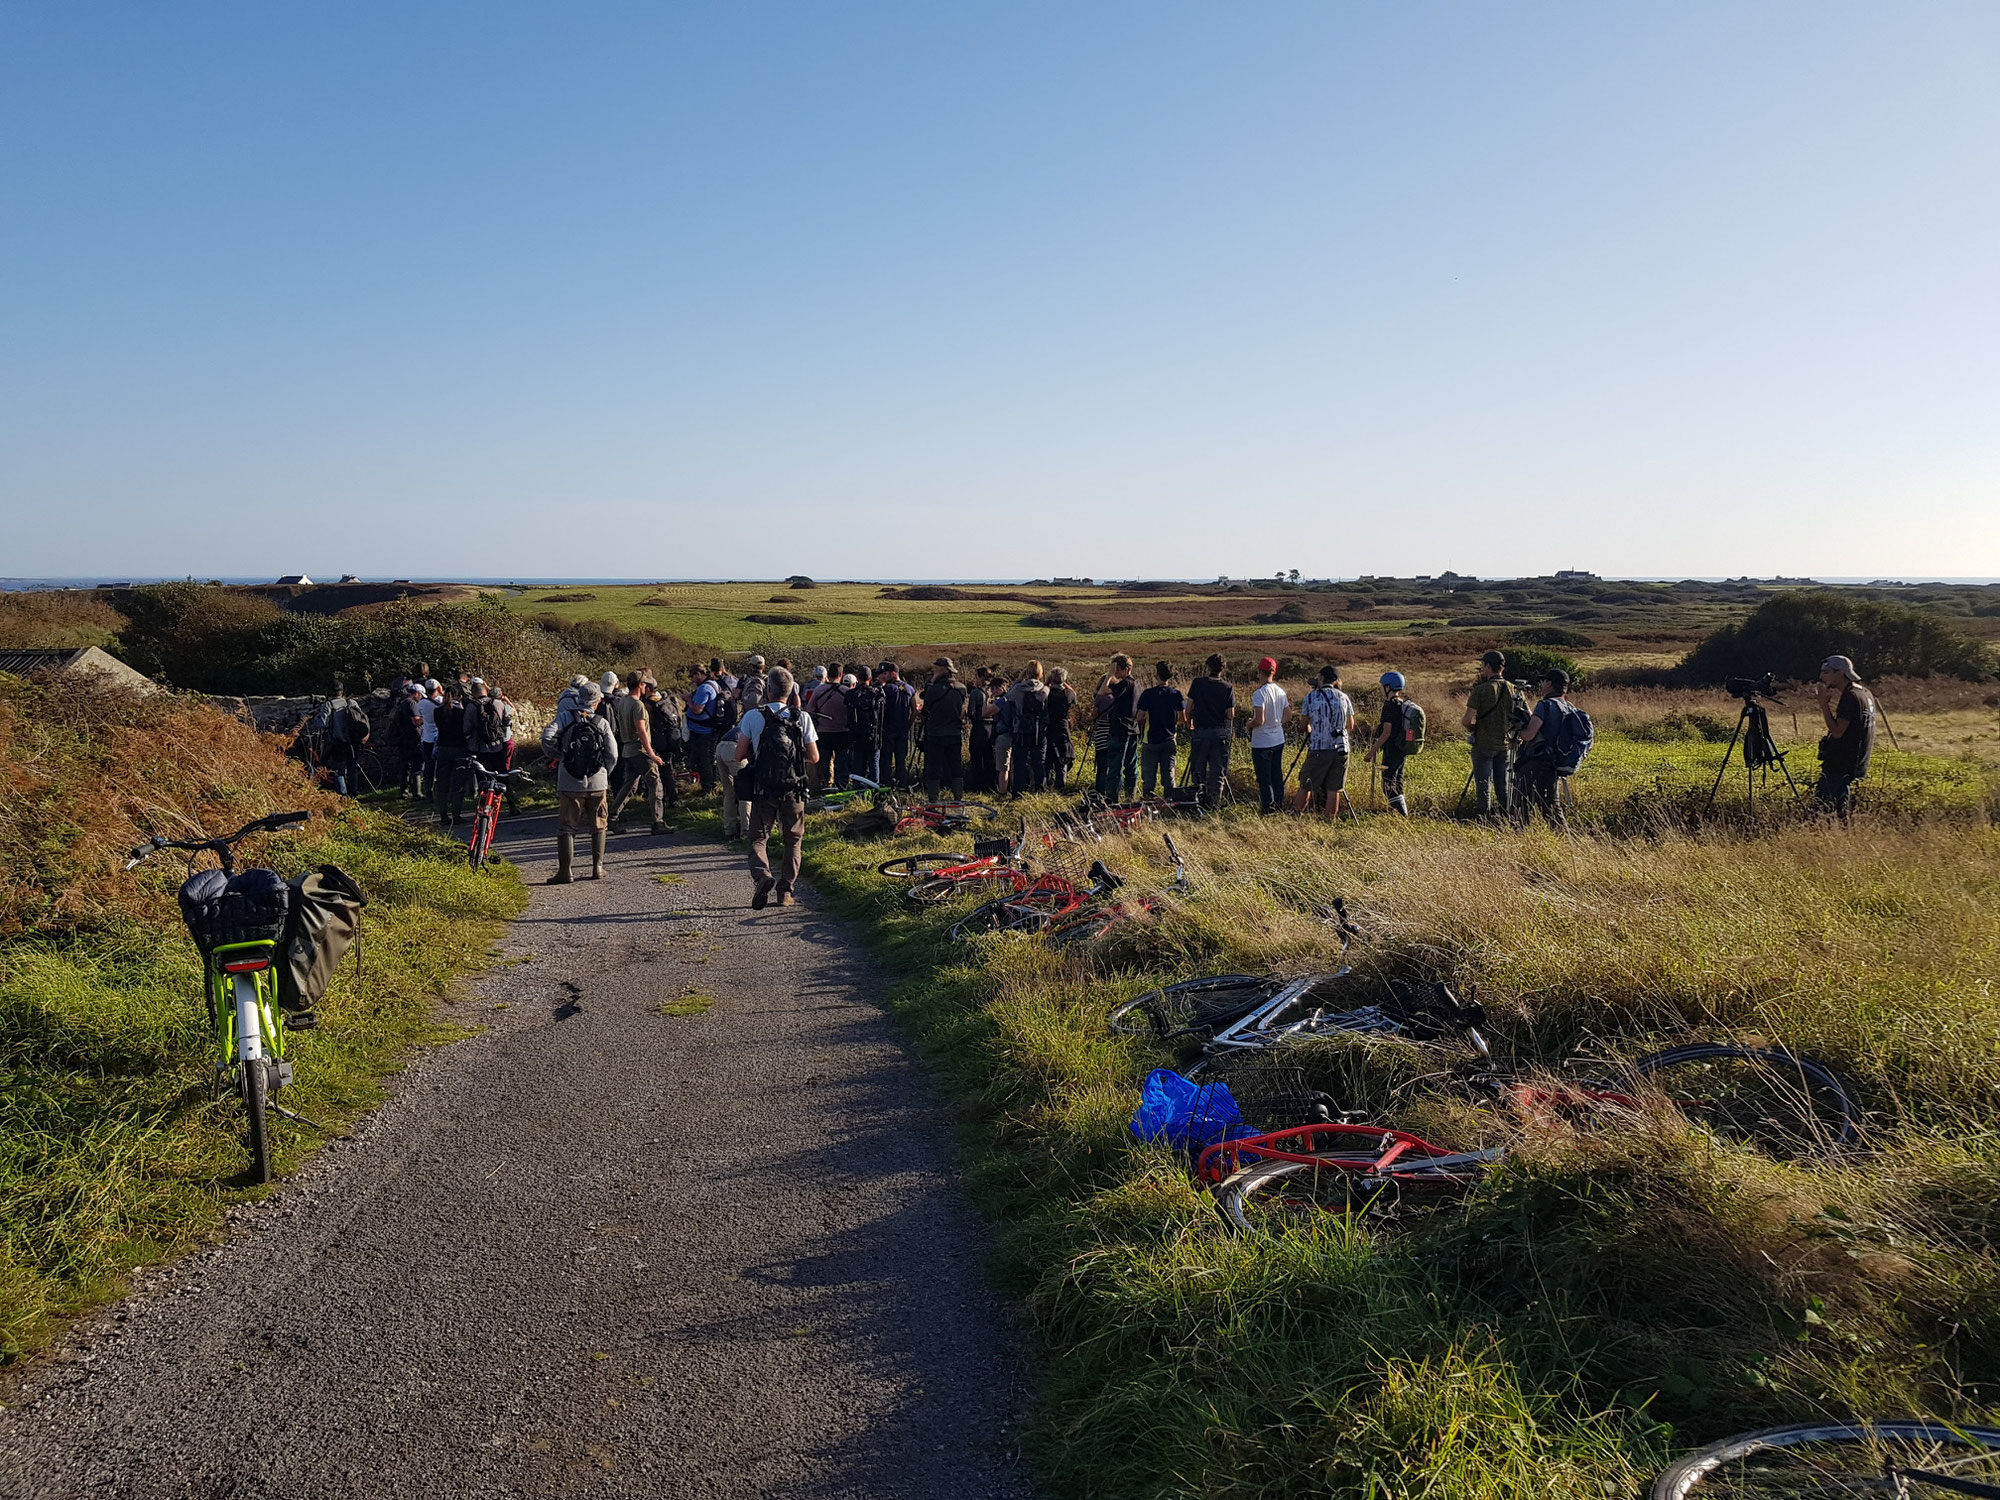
left=466, top=756, right=534, bottom=870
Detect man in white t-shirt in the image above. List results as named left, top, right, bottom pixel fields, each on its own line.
left=413, top=680, right=440, bottom=800
left=1295, top=665, right=1354, bottom=819
left=736, top=667, right=820, bottom=909
left=1248, top=656, right=1290, bottom=814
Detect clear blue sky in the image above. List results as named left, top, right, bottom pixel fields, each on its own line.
left=3, top=2, right=1995, bottom=581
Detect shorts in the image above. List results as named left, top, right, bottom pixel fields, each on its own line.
left=558, top=790, right=609, bottom=831
left=1299, top=748, right=1349, bottom=796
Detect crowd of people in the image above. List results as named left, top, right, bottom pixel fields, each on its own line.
left=322, top=643, right=1878, bottom=907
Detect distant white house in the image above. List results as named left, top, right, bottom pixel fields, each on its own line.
left=338, top=574, right=362, bottom=584
left=276, top=574, right=313, bottom=585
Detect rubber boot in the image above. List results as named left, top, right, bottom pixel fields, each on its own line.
left=1389, top=795, right=1409, bottom=818
left=548, top=831, right=575, bottom=884
left=588, top=828, right=607, bottom=879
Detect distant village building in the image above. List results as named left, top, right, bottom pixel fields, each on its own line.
left=1554, top=570, right=1598, bottom=581
left=0, top=646, right=161, bottom=696
left=275, top=574, right=313, bottom=585
left=1051, top=577, right=1095, bottom=587
left=338, top=574, right=362, bottom=584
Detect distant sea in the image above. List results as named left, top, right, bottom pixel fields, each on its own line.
left=5, top=575, right=1999, bottom=590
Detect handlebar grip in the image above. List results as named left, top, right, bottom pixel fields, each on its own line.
left=266, top=812, right=311, bottom=828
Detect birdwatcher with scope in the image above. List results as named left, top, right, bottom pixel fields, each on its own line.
left=1813, top=655, right=1876, bottom=823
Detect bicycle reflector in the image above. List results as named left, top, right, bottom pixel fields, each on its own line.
left=221, top=956, right=272, bottom=973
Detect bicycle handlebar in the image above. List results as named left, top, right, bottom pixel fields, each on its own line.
left=124, top=811, right=311, bottom=869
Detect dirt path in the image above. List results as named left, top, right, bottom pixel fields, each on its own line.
left=0, top=814, right=1031, bottom=1499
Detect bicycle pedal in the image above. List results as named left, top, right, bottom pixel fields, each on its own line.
left=284, top=1011, right=318, bottom=1031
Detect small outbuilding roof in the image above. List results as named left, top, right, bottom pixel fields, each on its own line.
left=0, top=646, right=161, bottom=695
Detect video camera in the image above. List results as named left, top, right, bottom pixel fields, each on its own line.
left=1725, top=673, right=1782, bottom=703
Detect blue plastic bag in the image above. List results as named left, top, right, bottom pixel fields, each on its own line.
left=1128, top=1068, right=1245, bottom=1151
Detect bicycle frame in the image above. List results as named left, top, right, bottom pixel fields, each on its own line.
left=206, top=939, right=289, bottom=1089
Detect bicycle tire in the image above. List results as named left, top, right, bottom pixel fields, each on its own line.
left=243, top=1057, right=272, bottom=1185
left=878, top=853, right=969, bottom=879
left=906, top=876, right=966, bottom=906
left=468, top=805, right=494, bottom=869
left=1107, top=975, right=1274, bottom=1040
left=1632, top=1043, right=1862, bottom=1156
left=948, top=894, right=1040, bottom=941
left=1650, top=1420, right=2000, bottom=1500
left=353, top=748, right=385, bottom=793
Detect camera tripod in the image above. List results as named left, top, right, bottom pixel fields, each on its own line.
left=1702, top=692, right=1804, bottom=812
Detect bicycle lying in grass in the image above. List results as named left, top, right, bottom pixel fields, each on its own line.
left=1650, top=1419, right=2000, bottom=1499
left=126, top=812, right=365, bottom=1184
left=806, top=773, right=887, bottom=814
left=466, top=755, right=534, bottom=870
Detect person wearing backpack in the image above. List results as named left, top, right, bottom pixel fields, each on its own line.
left=1043, top=667, right=1078, bottom=792
left=1136, top=660, right=1186, bottom=799
left=642, top=675, right=685, bottom=809
left=685, top=665, right=720, bottom=791
left=1004, top=661, right=1049, bottom=796
left=550, top=682, right=619, bottom=883
left=844, top=668, right=883, bottom=788
left=1461, top=650, right=1516, bottom=817
left=1365, top=671, right=1424, bottom=817
left=919, top=658, right=971, bottom=800
left=608, top=671, right=669, bottom=835
left=391, top=683, right=425, bottom=797
left=432, top=684, right=472, bottom=826
left=738, top=667, right=819, bottom=908
left=804, top=667, right=849, bottom=792
left=1095, top=654, right=1141, bottom=800
left=1295, top=666, right=1354, bottom=819
left=1513, top=668, right=1589, bottom=827
left=1186, top=655, right=1235, bottom=807
left=878, top=661, right=917, bottom=789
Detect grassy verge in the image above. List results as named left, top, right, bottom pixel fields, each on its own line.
left=0, top=678, right=527, bottom=1362
left=761, top=750, right=2000, bottom=1498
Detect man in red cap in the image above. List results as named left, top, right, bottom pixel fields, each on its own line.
left=1248, top=657, right=1290, bottom=813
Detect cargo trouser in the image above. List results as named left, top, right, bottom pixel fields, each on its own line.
left=1187, top=726, right=1230, bottom=805
left=610, top=756, right=665, bottom=828
left=748, top=794, right=805, bottom=894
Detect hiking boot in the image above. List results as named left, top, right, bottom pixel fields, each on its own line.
left=650, top=823, right=669, bottom=835
left=774, top=889, right=793, bottom=907
left=751, top=879, right=774, bottom=910
left=546, top=871, right=574, bottom=885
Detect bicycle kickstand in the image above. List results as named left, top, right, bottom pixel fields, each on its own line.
left=269, top=1102, right=331, bottom=1131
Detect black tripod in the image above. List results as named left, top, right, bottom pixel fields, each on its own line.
left=1703, top=688, right=1804, bottom=812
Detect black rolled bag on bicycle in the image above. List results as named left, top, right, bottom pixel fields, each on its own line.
left=275, top=865, right=368, bottom=1014
left=178, top=867, right=291, bottom=951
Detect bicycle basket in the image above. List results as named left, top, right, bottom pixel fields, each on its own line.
left=971, top=835, right=1015, bottom=859
left=178, top=868, right=290, bottom=952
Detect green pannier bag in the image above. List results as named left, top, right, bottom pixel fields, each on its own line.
left=276, top=864, right=368, bottom=1014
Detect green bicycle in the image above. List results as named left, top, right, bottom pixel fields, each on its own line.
left=126, top=811, right=362, bottom=1184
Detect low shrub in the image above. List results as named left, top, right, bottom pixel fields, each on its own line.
left=1509, top=626, right=1597, bottom=648
left=1684, top=591, right=1996, bottom=684
left=744, top=613, right=818, bottom=626
left=0, top=591, right=127, bottom=651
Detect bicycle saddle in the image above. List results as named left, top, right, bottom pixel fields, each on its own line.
left=1088, top=861, right=1123, bottom=889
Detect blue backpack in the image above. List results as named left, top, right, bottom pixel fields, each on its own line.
left=1548, top=700, right=1594, bottom=776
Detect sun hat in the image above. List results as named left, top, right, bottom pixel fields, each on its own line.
left=934, top=656, right=955, bottom=671
left=1380, top=671, right=1406, bottom=690
left=579, top=682, right=603, bottom=703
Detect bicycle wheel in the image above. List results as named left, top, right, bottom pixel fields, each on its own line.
left=353, top=748, right=385, bottom=793
left=1214, top=1159, right=1393, bottom=1235
left=1107, top=975, right=1275, bottom=1041
left=1633, top=1043, right=1862, bottom=1157
left=1650, top=1420, right=2000, bottom=1500
left=468, top=803, right=494, bottom=869
left=948, top=895, right=1042, bottom=941
left=242, top=1057, right=272, bottom=1185
left=879, top=853, right=969, bottom=879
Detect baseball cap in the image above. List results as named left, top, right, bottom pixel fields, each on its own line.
left=841, top=672, right=857, bottom=686
left=426, top=678, right=442, bottom=691
left=878, top=660, right=898, bottom=673
left=749, top=654, right=766, bottom=667
left=1257, top=656, right=1279, bottom=674
left=469, top=676, right=484, bottom=686
left=934, top=656, right=954, bottom=671
left=1380, top=671, right=1406, bottom=690
left=1822, top=655, right=1861, bottom=682
left=579, top=682, right=604, bottom=703
left=811, top=665, right=828, bottom=681
left=1480, top=650, right=1505, bottom=670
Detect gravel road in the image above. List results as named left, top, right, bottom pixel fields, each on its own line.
left=0, top=813, right=1031, bottom=1499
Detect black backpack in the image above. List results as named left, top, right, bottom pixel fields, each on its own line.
left=471, top=696, right=505, bottom=745
left=845, top=684, right=880, bottom=737
left=711, top=687, right=740, bottom=736
left=752, top=708, right=809, bottom=800
left=335, top=700, right=371, bottom=746
left=559, top=717, right=614, bottom=781
left=648, top=694, right=685, bottom=751
left=924, top=681, right=967, bottom=738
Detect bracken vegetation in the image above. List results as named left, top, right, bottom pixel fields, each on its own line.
left=0, top=673, right=524, bottom=1358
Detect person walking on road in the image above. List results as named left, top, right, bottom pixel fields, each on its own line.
left=1187, top=654, right=1235, bottom=807
left=1136, top=660, right=1185, bottom=798
left=608, top=671, right=668, bottom=835
left=1296, top=666, right=1354, bottom=819
left=920, top=658, right=970, bottom=801
left=738, top=667, right=818, bottom=908
left=1367, top=671, right=1422, bottom=818
left=1462, top=650, right=1515, bottom=817
left=550, top=682, right=618, bottom=884
left=1249, top=657, right=1290, bottom=813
